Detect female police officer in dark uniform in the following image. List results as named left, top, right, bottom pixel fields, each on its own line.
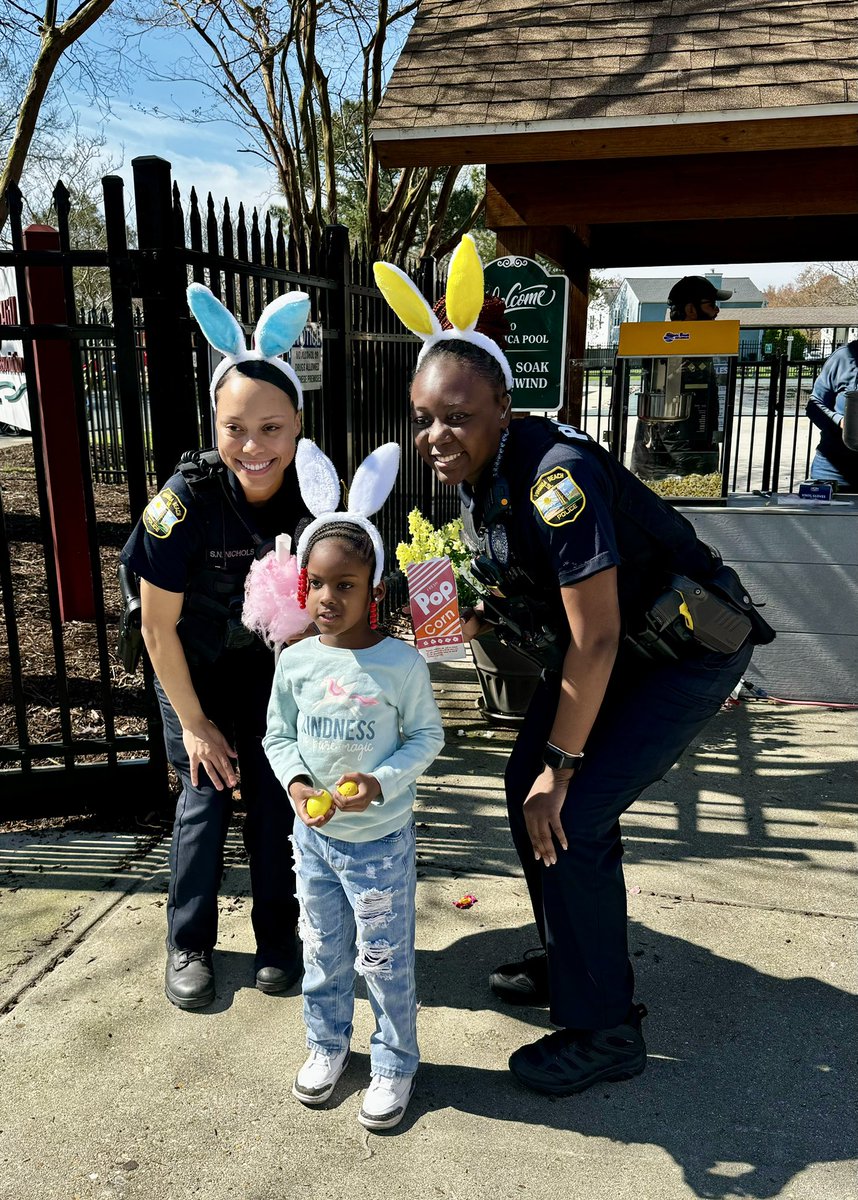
left=375, top=237, right=769, bottom=1096
left=121, top=285, right=314, bottom=1009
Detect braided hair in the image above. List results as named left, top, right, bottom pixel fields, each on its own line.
left=296, top=519, right=379, bottom=627
left=415, top=295, right=511, bottom=395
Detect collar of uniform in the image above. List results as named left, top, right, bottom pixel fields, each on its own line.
left=458, top=482, right=475, bottom=512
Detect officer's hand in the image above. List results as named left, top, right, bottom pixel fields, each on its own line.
left=289, top=782, right=336, bottom=829
left=461, top=603, right=493, bottom=642
left=332, top=773, right=380, bottom=813
left=183, top=721, right=237, bottom=790
left=523, top=767, right=571, bottom=867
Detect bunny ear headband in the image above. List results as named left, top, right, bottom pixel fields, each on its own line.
left=186, top=283, right=311, bottom=410
left=372, top=234, right=513, bottom=392
left=295, top=439, right=400, bottom=587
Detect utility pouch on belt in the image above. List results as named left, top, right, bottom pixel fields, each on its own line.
left=117, top=563, right=144, bottom=674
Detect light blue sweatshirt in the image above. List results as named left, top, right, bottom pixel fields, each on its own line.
left=263, top=636, right=445, bottom=842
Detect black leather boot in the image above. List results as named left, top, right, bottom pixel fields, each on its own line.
left=255, top=942, right=302, bottom=994
left=165, top=948, right=215, bottom=1010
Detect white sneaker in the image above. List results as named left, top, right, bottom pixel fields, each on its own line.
left=357, top=1074, right=416, bottom=1130
left=292, top=1047, right=350, bottom=1106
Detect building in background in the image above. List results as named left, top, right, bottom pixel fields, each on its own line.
left=608, top=272, right=767, bottom=351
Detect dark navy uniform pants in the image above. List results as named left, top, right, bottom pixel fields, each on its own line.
left=505, top=640, right=753, bottom=1031
left=154, top=650, right=299, bottom=969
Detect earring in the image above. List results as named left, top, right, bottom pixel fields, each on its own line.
left=369, top=599, right=379, bottom=629
left=297, top=567, right=308, bottom=609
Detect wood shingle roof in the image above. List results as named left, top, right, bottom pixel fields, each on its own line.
left=375, top=0, right=858, bottom=135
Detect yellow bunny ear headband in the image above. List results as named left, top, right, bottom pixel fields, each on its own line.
left=372, top=234, right=513, bottom=392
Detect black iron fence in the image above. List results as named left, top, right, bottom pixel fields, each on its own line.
left=0, top=157, right=457, bottom=808
left=0, top=155, right=848, bottom=807
left=575, top=354, right=827, bottom=495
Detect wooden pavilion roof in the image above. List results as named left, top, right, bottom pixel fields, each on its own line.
left=375, top=0, right=858, bottom=164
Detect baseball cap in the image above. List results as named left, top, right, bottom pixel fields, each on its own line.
left=668, top=275, right=733, bottom=305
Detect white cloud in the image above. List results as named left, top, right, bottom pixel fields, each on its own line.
left=79, top=101, right=280, bottom=215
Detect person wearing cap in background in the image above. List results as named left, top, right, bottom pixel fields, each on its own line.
left=630, top=275, right=732, bottom=481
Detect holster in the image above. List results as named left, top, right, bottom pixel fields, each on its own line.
left=117, top=564, right=143, bottom=674
left=631, top=564, right=775, bottom=663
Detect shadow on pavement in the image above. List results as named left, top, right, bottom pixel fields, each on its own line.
left=411, top=923, right=856, bottom=1199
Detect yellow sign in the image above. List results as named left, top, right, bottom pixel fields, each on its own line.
left=617, top=321, right=740, bottom=358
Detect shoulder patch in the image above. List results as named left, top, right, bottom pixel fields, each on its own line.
left=143, top=488, right=187, bottom=538
left=530, top=467, right=586, bottom=527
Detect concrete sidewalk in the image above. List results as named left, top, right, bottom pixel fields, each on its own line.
left=1, top=659, right=856, bottom=1200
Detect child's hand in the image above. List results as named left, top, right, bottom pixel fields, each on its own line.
left=289, top=781, right=336, bottom=828
left=332, top=773, right=381, bottom=813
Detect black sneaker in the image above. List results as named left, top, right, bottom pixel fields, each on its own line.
left=165, top=948, right=215, bottom=1010
left=509, top=1004, right=648, bottom=1095
left=489, top=948, right=549, bottom=1006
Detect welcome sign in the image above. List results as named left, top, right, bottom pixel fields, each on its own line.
left=484, top=256, right=569, bottom=413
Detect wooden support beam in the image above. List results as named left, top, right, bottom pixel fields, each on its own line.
left=494, top=223, right=590, bottom=268
left=487, top=147, right=858, bottom=227
left=374, top=113, right=858, bottom=169
left=493, top=224, right=590, bottom=423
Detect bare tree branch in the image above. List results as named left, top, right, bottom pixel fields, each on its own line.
left=0, top=0, right=117, bottom=231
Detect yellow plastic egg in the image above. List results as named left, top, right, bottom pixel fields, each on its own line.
left=306, top=790, right=332, bottom=818
left=338, top=781, right=359, bottom=798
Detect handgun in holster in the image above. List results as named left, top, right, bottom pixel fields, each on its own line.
left=117, top=563, right=144, bottom=674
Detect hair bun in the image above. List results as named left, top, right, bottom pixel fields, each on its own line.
left=433, top=294, right=510, bottom=350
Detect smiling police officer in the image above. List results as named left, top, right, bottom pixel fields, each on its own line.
left=121, top=285, right=314, bottom=1010
left=375, top=238, right=773, bottom=1097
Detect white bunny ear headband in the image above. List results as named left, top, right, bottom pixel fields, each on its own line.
left=372, top=233, right=513, bottom=392
left=295, top=439, right=400, bottom=587
left=186, top=283, right=311, bottom=410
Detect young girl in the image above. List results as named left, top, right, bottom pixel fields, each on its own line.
left=263, top=438, right=444, bottom=1130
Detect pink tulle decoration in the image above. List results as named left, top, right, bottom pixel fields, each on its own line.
left=242, top=535, right=307, bottom=647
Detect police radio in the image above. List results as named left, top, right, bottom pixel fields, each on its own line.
left=177, top=448, right=224, bottom=480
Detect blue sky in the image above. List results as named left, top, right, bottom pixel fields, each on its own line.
left=72, top=22, right=821, bottom=291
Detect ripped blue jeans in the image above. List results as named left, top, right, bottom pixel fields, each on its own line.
left=291, top=818, right=418, bottom=1080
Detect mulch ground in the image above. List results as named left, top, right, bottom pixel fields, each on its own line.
left=0, top=439, right=413, bottom=833
left=0, top=439, right=155, bottom=830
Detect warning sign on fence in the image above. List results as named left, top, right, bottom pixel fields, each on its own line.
left=291, top=322, right=323, bottom=391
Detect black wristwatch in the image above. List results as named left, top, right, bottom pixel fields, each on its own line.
left=543, top=742, right=585, bottom=772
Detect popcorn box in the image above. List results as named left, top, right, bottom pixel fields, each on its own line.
left=407, top=557, right=466, bottom=662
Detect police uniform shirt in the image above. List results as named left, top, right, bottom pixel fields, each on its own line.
left=121, top=457, right=308, bottom=598
left=470, top=418, right=713, bottom=632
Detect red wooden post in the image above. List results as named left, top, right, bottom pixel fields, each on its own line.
left=24, top=224, right=95, bottom=621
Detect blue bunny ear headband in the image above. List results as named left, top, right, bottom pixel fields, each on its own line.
left=373, top=234, right=513, bottom=391
left=187, top=284, right=311, bottom=410
left=295, top=438, right=400, bottom=587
